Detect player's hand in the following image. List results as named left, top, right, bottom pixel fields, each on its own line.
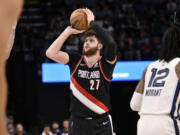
left=83, top=8, right=95, bottom=25
left=66, top=26, right=85, bottom=35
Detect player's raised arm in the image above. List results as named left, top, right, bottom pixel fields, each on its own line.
left=46, top=26, right=84, bottom=64
left=130, top=68, right=147, bottom=111
left=83, top=8, right=117, bottom=64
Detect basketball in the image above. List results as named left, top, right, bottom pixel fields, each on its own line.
left=70, top=8, right=89, bottom=31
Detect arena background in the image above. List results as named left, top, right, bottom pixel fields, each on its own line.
left=6, top=0, right=179, bottom=134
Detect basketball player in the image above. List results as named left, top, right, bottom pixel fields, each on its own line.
left=0, top=0, right=23, bottom=135
left=46, top=8, right=117, bottom=135
left=130, top=9, right=180, bottom=135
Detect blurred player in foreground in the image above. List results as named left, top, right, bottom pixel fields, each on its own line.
left=0, top=0, right=23, bottom=134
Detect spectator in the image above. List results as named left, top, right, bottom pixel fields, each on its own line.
left=64, top=35, right=79, bottom=52
left=6, top=116, right=15, bottom=135
left=14, top=123, right=28, bottom=135
left=59, top=120, right=69, bottom=135
left=51, top=122, right=60, bottom=135
left=13, top=0, right=174, bottom=61
left=152, top=37, right=161, bottom=59
left=42, top=125, right=53, bottom=135
left=7, top=123, right=15, bottom=135
left=141, top=38, right=153, bottom=60
left=166, top=0, right=177, bottom=12
left=126, top=38, right=141, bottom=60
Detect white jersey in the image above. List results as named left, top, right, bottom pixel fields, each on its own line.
left=140, top=58, right=180, bottom=118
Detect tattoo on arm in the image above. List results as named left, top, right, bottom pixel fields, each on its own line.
left=6, top=29, right=15, bottom=59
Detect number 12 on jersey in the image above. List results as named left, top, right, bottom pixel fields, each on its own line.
left=90, top=79, right=100, bottom=90
left=148, top=68, right=169, bottom=87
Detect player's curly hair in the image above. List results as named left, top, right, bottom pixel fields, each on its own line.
left=83, top=29, right=101, bottom=43
left=159, top=24, right=180, bottom=62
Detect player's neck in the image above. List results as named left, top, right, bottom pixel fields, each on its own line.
left=84, top=53, right=101, bottom=68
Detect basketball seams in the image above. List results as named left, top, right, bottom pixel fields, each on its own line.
left=78, top=16, right=86, bottom=29
left=71, top=14, right=85, bottom=30
left=70, top=9, right=89, bottom=30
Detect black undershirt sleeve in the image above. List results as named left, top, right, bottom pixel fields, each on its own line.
left=100, top=57, right=116, bottom=80
left=90, top=21, right=117, bottom=61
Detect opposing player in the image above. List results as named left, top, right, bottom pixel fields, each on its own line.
left=0, top=0, right=23, bottom=135
left=46, top=8, right=117, bottom=135
left=130, top=10, right=180, bottom=135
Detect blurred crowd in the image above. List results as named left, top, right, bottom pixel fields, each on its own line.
left=7, top=116, right=69, bottom=135
left=12, top=0, right=179, bottom=63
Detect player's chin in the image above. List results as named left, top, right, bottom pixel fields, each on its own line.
left=85, top=48, right=90, bottom=51
left=82, top=50, right=89, bottom=56
left=83, top=48, right=90, bottom=52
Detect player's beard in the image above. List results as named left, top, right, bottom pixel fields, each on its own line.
left=82, top=45, right=99, bottom=57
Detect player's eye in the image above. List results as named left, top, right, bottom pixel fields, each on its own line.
left=90, top=39, right=94, bottom=42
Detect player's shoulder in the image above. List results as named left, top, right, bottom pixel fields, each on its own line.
left=174, top=58, right=180, bottom=69
left=100, top=56, right=116, bottom=66
left=167, top=58, right=180, bottom=68
left=171, top=58, right=180, bottom=64
left=147, top=60, right=159, bottom=69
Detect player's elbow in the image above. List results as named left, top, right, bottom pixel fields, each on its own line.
left=46, top=49, right=53, bottom=59
left=45, top=50, right=50, bottom=58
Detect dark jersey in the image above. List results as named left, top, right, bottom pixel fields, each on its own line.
left=67, top=52, right=116, bottom=118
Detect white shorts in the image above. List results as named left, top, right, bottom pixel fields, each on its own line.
left=137, top=115, right=180, bottom=135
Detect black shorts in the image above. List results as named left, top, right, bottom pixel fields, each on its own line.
left=69, top=114, right=113, bottom=135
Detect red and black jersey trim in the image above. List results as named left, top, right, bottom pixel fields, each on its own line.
left=70, top=76, right=109, bottom=114
left=99, top=60, right=111, bottom=82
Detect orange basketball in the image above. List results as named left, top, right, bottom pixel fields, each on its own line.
left=70, top=8, right=90, bottom=31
